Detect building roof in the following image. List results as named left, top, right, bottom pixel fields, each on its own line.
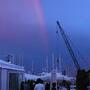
left=24, top=73, right=40, bottom=80
left=0, top=59, right=24, bottom=71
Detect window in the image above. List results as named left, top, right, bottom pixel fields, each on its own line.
left=9, top=73, right=19, bottom=90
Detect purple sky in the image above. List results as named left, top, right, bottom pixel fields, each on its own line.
left=0, top=0, right=90, bottom=73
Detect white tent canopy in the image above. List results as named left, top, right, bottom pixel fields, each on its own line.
left=40, top=72, right=74, bottom=81
left=24, top=72, right=75, bottom=81
left=24, top=73, right=40, bottom=80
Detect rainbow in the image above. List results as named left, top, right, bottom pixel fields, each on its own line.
left=33, top=0, right=49, bottom=52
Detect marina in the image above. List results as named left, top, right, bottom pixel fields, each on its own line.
left=0, top=57, right=89, bottom=90
left=0, top=0, right=90, bottom=90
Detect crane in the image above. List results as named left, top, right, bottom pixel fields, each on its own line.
left=56, top=21, right=80, bottom=70
left=56, top=21, right=89, bottom=89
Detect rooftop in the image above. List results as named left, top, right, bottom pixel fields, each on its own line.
left=0, top=59, right=24, bottom=71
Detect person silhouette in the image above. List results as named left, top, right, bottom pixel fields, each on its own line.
left=45, top=82, right=50, bottom=90
left=52, top=83, right=56, bottom=90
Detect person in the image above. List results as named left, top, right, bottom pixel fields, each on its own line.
left=28, top=80, right=35, bottom=90
left=60, top=86, right=67, bottom=90
left=24, top=81, right=29, bottom=90
left=34, top=78, right=45, bottom=90
left=59, top=81, right=67, bottom=90
left=45, top=82, right=50, bottom=90
left=51, top=83, right=56, bottom=90
left=20, top=81, right=24, bottom=90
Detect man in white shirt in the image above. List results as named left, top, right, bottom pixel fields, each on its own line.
left=34, top=83, right=45, bottom=90
left=34, top=78, right=45, bottom=90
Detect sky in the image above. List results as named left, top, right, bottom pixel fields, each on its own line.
left=0, top=0, right=90, bottom=74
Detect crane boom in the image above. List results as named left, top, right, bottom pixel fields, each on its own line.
left=56, top=21, right=80, bottom=70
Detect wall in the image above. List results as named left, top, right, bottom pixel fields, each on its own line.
left=0, top=68, right=24, bottom=90
left=1, top=69, right=7, bottom=90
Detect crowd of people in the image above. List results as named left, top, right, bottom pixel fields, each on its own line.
left=20, top=78, right=75, bottom=90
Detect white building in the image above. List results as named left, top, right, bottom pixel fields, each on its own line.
left=0, top=59, right=24, bottom=90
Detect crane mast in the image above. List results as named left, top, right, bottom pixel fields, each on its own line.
left=56, top=21, right=80, bottom=70
left=56, top=21, right=90, bottom=89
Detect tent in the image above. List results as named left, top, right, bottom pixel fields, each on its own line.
left=40, top=72, right=74, bottom=81
left=24, top=73, right=40, bottom=80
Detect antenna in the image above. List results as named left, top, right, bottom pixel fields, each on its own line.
left=31, top=60, right=34, bottom=74
left=21, top=56, right=23, bottom=67
left=52, top=53, right=55, bottom=71
left=18, top=55, right=21, bottom=66
left=59, top=56, right=62, bottom=73
left=56, top=57, right=59, bottom=73
left=42, top=57, right=45, bottom=72
left=46, top=56, right=48, bottom=72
